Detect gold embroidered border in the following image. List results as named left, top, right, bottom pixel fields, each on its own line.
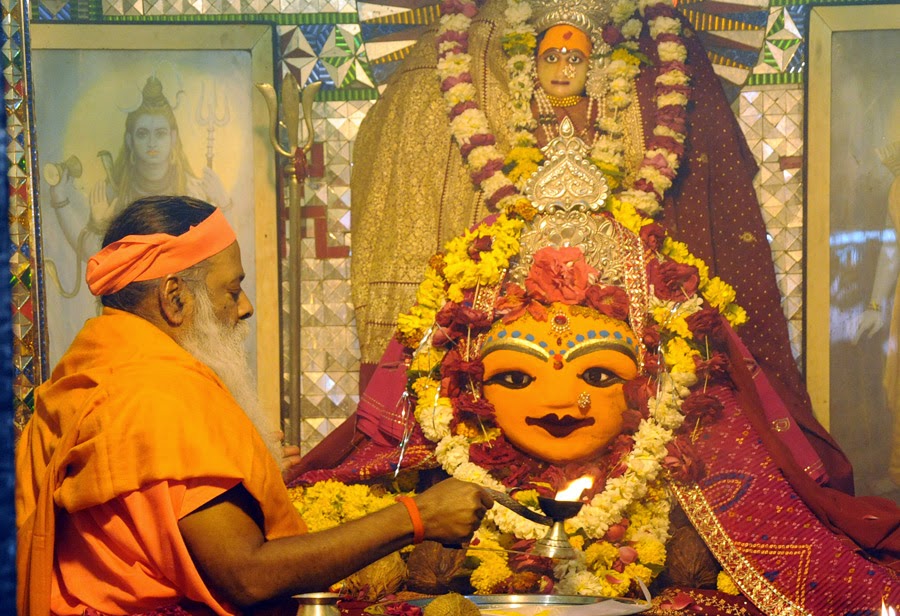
left=670, top=483, right=811, bottom=616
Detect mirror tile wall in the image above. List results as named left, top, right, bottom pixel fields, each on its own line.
left=4, top=0, right=832, bottom=452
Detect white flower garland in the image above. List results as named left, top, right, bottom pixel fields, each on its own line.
left=437, top=0, right=692, bottom=217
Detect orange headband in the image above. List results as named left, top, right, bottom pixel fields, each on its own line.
left=538, top=25, right=592, bottom=57
left=86, top=208, right=237, bottom=296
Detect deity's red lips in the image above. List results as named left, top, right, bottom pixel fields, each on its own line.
left=526, top=414, right=595, bottom=438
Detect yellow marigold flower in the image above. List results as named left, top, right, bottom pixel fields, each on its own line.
left=662, top=314, right=692, bottom=339
left=416, top=268, right=447, bottom=309
left=509, top=197, right=538, bottom=222
left=506, top=145, right=542, bottom=165
left=502, top=31, right=537, bottom=55
left=409, top=347, right=445, bottom=373
left=396, top=311, right=430, bottom=341
left=428, top=252, right=445, bottom=272
left=717, top=571, right=740, bottom=595
left=585, top=541, right=619, bottom=571
left=455, top=421, right=482, bottom=438
left=610, top=200, right=646, bottom=236
left=598, top=571, right=631, bottom=596
left=470, top=553, right=513, bottom=594
left=662, top=237, right=690, bottom=261
left=611, top=47, right=640, bottom=66
left=411, top=376, right=440, bottom=399
left=682, top=254, right=710, bottom=286
left=723, top=302, right=748, bottom=328
left=507, top=161, right=539, bottom=186
left=663, top=336, right=698, bottom=374
left=623, top=563, right=653, bottom=585
left=447, top=284, right=465, bottom=304
left=634, top=539, right=666, bottom=567
left=569, top=535, right=586, bottom=551
left=702, top=276, right=737, bottom=311
left=513, top=489, right=540, bottom=509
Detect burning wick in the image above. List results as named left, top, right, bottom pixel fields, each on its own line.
left=882, top=600, right=897, bottom=616
left=555, top=476, right=594, bottom=501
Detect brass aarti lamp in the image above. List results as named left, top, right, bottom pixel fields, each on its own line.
left=486, top=476, right=592, bottom=560
left=532, top=496, right=585, bottom=560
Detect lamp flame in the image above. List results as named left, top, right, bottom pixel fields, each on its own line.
left=882, top=600, right=897, bottom=616
left=555, top=476, right=593, bottom=501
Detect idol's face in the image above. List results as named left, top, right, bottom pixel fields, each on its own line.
left=536, top=48, right=589, bottom=99
left=481, top=306, right=639, bottom=464
left=128, top=114, right=174, bottom=167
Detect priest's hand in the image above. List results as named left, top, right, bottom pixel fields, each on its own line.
left=415, top=478, right=494, bottom=545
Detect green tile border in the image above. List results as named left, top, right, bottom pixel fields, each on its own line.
left=746, top=71, right=805, bottom=86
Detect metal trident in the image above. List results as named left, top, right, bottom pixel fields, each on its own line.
left=195, top=81, right=230, bottom=170
left=256, top=73, right=321, bottom=210
left=256, top=73, right=322, bottom=444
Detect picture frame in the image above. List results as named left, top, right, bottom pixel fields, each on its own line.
left=28, top=23, right=282, bottom=424
left=806, top=5, right=900, bottom=497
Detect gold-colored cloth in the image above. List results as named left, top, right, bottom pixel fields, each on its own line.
left=350, top=0, right=643, bottom=364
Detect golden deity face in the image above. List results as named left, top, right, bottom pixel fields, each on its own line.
left=480, top=304, right=640, bottom=464
left=537, top=48, right=589, bottom=99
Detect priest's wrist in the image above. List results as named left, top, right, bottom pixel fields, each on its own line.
left=395, top=495, right=425, bottom=544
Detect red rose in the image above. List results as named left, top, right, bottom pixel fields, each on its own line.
left=685, top=307, right=725, bottom=342
left=440, top=350, right=484, bottom=398
left=608, top=434, right=635, bottom=478
left=694, top=352, right=730, bottom=383
left=623, top=376, right=653, bottom=411
left=640, top=223, right=667, bottom=252
left=647, top=258, right=700, bottom=301
left=605, top=523, right=627, bottom=543
left=584, top=284, right=630, bottom=321
left=633, top=177, right=658, bottom=196
left=656, top=105, right=687, bottom=134
left=602, top=23, right=625, bottom=46
left=680, top=390, right=724, bottom=423
left=525, top=246, right=597, bottom=305
left=471, top=436, right=521, bottom=468
left=433, top=303, right=492, bottom=346
left=456, top=392, right=495, bottom=419
left=642, top=324, right=661, bottom=350
left=646, top=134, right=685, bottom=157
left=642, top=351, right=661, bottom=375
left=497, top=283, right=549, bottom=324
left=467, top=235, right=494, bottom=261
left=663, top=438, right=704, bottom=483
left=620, top=407, right=644, bottom=434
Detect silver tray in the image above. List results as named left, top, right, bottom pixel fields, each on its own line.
left=405, top=594, right=650, bottom=615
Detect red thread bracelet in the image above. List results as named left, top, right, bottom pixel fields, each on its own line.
left=395, top=496, right=425, bottom=544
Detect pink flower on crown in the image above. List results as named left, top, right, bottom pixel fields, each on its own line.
left=525, top=246, right=597, bottom=305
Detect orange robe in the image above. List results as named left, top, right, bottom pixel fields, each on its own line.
left=16, top=308, right=306, bottom=615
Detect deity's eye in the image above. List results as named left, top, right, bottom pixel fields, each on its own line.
left=541, top=52, right=560, bottom=64
left=568, top=54, right=585, bottom=65
left=484, top=370, right=535, bottom=389
left=579, top=367, right=625, bottom=388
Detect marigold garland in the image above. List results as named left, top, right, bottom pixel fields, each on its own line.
left=283, top=0, right=754, bottom=601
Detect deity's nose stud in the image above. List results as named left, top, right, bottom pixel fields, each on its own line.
left=577, top=391, right=591, bottom=411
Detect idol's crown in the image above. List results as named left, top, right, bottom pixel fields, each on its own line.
left=529, top=0, right=613, bottom=36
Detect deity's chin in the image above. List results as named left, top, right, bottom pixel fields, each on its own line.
left=506, top=423, right=619, bottom=465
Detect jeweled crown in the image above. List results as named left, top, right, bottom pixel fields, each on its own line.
left=529, top=0, right=614, bottom=36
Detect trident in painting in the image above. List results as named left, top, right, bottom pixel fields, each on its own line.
left=195, top=81, right=230, bottom=170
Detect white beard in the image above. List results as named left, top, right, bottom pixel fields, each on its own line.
left=180, top=289, right=282, bottom=463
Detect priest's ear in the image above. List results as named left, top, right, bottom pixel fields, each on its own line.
left=158, top=274, right=192, bottom=326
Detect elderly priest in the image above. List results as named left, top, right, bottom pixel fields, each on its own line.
left=16, top=195, right=492, bottom=616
